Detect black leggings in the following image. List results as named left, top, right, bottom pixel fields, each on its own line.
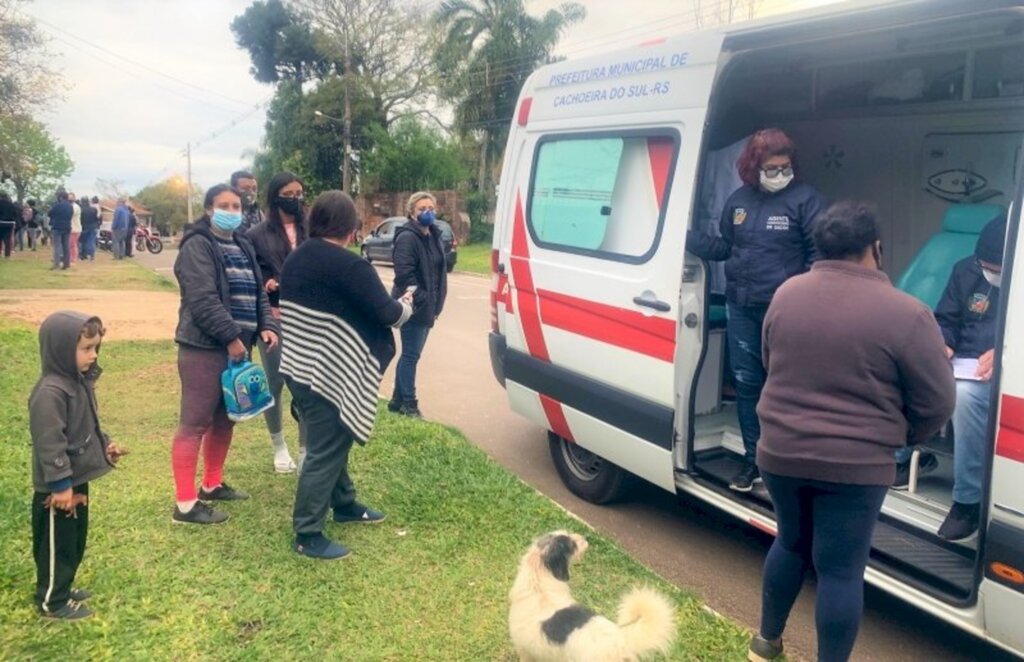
left=759, top=471, right=887, bottom=662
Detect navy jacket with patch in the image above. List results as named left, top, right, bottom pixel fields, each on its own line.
left=934, top=257, right=999, bottom=359
left=686, top=182, right=826, bottom=307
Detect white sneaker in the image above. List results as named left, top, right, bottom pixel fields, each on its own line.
left=274, top=455, right=297, bottom=475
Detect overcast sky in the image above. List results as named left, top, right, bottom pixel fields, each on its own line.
left=23, top=0, right=839, bottom=196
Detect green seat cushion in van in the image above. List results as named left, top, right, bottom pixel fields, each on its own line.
left=895, top=204, right=1004, bottom=310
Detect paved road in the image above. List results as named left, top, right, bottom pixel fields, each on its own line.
left=139, top=248, right=1011, bottom=661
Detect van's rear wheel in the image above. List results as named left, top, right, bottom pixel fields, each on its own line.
left=548, top=432, right=633, bottom=504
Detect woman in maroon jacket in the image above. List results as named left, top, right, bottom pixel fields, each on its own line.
left=748, top=201, right=955, bottom=662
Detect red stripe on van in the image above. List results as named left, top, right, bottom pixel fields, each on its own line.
left=996, top=394, right=1024, bottom=463
left=648, top=136, right=674, bottom=212
left=537, top=289, right=676, bottom=362
left=540, top=395, right=575, bottom=442
left=510, top=193, right=550, bottom=362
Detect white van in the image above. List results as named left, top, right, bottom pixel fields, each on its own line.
left=487, top=0, right=1024, bottom=655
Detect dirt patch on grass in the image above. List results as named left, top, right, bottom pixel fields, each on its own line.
left=0, top=289, right=178, bottom=341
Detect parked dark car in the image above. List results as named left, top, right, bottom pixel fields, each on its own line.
left=361, top=216, right=458, bottom=273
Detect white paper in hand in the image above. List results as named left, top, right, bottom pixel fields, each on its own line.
left=952, top=357, right=981, bottom=381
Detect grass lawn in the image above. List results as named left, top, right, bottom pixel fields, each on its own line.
left=455, top=243, right=490, bottom=276
left=0, top=250, right=175, bottom=292
left=0, top=319, right=752, bottom=660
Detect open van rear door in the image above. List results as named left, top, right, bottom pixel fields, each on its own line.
left=981, top=143, right=1024, bottom=652
left=499, top=32, right=725, bottom=493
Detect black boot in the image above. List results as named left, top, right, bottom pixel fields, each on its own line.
left=398, top=400, right=422, bottom=418
left=387, top=397, right=401, bottom=413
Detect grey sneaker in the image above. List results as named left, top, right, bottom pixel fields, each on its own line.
left=173, top=501, right=229, bottom=525
left=69, top=588, right=92, bottom=602
left=41, top=599, right=93, bottom=621
left=748, top=635, right=783, bottom=661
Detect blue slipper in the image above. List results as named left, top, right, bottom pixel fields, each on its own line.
left=333, top=502, right=386, bottom=524
left=293, top=534, right=350, bottom=560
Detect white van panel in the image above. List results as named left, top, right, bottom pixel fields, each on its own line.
left=982, top=581, right=1024, bottom=653
left=540, top=326, right=674, bottom=408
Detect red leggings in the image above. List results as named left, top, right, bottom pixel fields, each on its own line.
left=172, top=345, right=235, bottom=501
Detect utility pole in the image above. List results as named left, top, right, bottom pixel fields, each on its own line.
left=185, top=142, right=193, bottom=223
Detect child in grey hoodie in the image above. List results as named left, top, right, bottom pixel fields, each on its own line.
left=29, top=311, right=127, bottom=620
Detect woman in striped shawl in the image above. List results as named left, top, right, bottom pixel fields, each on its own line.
left=280, top=190, right=413, bottom=560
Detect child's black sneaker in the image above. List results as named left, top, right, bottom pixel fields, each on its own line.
left=198, top=482, right=249, bottom=501
left=41, top=599, right=93, bottom=621
left=173, top=501, right=229, bottom=525
left=333, top=502, right=386, bottom=524
left=294, top=533, right=350, bottom=560
left=69, top=588, right=92, bottom=602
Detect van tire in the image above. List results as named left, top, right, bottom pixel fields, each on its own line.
left=548, top=432, right=633, bottom=504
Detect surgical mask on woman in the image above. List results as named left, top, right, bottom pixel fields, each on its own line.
left=982, top=268, right=1002, bottom=288
left=275, top=196, right=304, bottom=218
left=211, top=209, right=242, bottom=232
left=760, top=168, right=794, bottom=194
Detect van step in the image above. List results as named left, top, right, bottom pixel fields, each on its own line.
left=690, top=448, right=976, bottom=603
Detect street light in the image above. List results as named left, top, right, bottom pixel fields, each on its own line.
left=313, top=109, right=351, bottom=193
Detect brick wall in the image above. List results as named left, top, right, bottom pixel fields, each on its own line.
left=354, top=189, right=469, bottom=243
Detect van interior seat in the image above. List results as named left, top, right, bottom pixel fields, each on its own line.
left=895, top=204, right=1006, bottom=310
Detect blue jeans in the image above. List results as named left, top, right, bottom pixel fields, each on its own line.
left=760, top=472, right=887, bottom=662
left=52, top=230, right=70, bottom=268
left=727, top=303, right=769, bottom=463
left=394, top=323, right=430, bottom=403
left=80, top=229, right=97, bottom=259
left=952, top=379, right=991, bottom=504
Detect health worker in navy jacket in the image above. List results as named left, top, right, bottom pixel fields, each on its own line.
left=931, top=214, right=1005, bottom=542
left=687, top=128, right=827, bottom=492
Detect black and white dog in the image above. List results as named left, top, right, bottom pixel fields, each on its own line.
left=508, top=531, right=676, bottom=661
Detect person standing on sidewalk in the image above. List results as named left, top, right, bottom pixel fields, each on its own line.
left=389, top=192, right=448, bottom=419
left=170, top=184, right=279, bottom=525
left=280, top=190, right=412, bottom=559
left=246, top=172, right=306, bottom=474
left=111, top=198, right=129, bottom=260
left=48, top=192, right=73, bottom=270
left=25, top=200, right=41, bottom=251
left=748, top=201, right=955, bottom=662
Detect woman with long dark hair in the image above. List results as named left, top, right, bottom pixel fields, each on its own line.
left=687, top=128, right=827, bottom=492
left=247, top=172, right=307, bottom=474
left=170, top=184, right=278, bottom=525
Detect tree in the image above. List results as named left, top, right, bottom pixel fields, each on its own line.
left=291, top=0, right=438, bottom=193
left=0, top=0, right=61, bottom=114
left=0, top=114, right=73, bottom=203
left=434, top=0, right=584, bottom=197
left=231, top=0, right=332, bottom=85
left=94, top=177, right=130, bottom=200
left=360, top=117, right=469, bottom=193
left=134, top=176, right=203, bottom=235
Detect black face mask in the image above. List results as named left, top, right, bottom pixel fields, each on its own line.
left=275, top=196, right=303, bottom=217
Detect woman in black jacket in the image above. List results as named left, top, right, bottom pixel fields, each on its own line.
left=246, top=172, right=307, bottom=474
left=280, top=190, right=412, bottom=559
left=388, top=191, right=448, bottom=418
left=170, top=184, right=278, bottom=526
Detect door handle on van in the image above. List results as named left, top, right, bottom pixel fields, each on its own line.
left=633, top=294, right=671, bottom=312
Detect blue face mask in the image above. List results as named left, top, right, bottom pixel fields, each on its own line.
left=211, top=209, right=242, bottom=232
left=416, top=209, right=436, bottom=226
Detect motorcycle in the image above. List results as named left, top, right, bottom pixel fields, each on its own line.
left=135, top=226, right=164, bottom=254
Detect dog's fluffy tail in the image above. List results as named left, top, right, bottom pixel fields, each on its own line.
left=615, top=587, right=676, bottom=657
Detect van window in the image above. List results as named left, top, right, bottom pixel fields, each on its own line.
left=817, top=51, right=966, bottom=110
left=973, top=44, right=1024, bottom=100
left=528, top=134, right=677, bottom=261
